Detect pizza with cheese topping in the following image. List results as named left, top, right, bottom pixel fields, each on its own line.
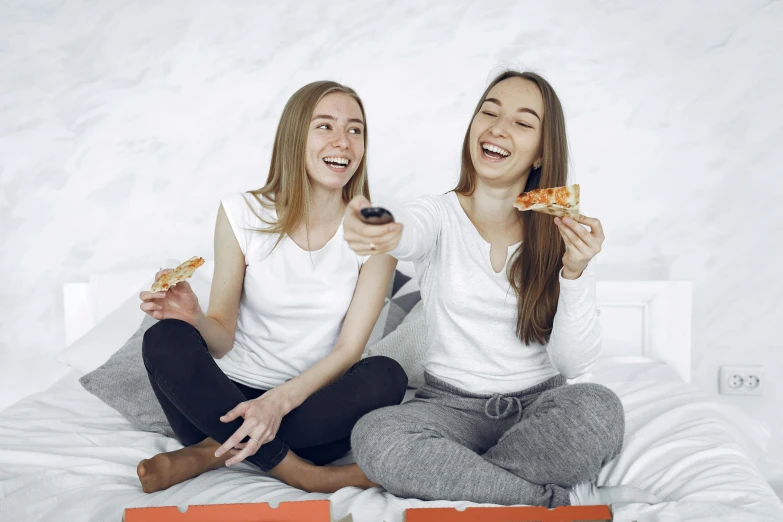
left=514, top=184, right=580, bottom=219
left=150, top=256, right=205, bottom=292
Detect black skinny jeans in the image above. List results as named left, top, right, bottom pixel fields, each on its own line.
left=142, top=319, right=408, bottom=471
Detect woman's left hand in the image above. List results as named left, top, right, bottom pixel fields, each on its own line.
left=215, top=391, right=289, bottom=466
left=554, top=214, right=605, bottom=280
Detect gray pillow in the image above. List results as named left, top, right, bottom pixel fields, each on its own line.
left=365, top=269, right=421, bottom=348
left=79, top=314, right=174, bottom=437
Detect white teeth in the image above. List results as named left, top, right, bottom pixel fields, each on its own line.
left=324, top=157, right=349, bottom=165
left=482, top=143, right=510, bottom=157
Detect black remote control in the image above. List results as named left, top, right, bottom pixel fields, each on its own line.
left=359, top=207, right=395, bottom=225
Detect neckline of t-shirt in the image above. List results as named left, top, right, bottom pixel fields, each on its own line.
left=252, top=194, right=346, bottom=254
left=284, top=219, right=344, bottom=254
left=447, top=191, right=523, bottom=252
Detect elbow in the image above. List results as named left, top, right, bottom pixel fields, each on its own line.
left=557, top=365, right=581, bottom=380
left=552, top=360, right=590, bottom=380
left=208, top=343, right=233, bottom=359
left=554, top=358, right=598, bottom=380
left=332, top=343, right=364, bottom=367
left=549, top=339, right=602, bottom=379
left=210, top=336, right=236, bottom=360
left=551, top=357, right=598, bottom=379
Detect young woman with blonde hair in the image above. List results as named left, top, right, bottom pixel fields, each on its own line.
left=344, top=71, right=659, bottom=508
left=137, top=81, right=406, bottom=494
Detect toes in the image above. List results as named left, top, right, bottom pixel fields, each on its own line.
left=137, top=461, right=154, bottom=494
left=137, top=461, right=148, bottom=479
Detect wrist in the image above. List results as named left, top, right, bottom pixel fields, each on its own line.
left=561, top=267, right=584, bottom=280
left=265, top=385, right=300, bottom=415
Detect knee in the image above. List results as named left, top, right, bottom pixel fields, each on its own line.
left=141, top=319, right=199, bottom=369
left=350, top=407, right=405, bottom=479
left=361, top=356, right=408, bottom=405
left=351, top=407, right=392, bottom=461
left=578, top=383, right=624, bottom=437
left=563, top=383, right=625, bottom=459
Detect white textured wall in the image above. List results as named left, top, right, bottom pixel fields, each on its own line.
left=1, top=0, right=782, bottom=466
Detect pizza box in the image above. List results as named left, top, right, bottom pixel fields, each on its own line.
left=124, top=500, right=333, bottom=522
left=124, top=500, right=612, bottom=521
left=404, top=504, right=613, bottom=521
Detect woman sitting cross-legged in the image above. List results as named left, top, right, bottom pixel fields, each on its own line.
left=136, top=80, right=407, bottom=494
left=342, top=70, right=660, bottom=508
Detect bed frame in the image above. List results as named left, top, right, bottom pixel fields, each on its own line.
left=595, top=281, right=691, bottom=383
left=63, top=275, right=692, bottom=383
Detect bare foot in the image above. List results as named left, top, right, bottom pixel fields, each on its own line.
left=137, top=438, right=229, bottom=493
left=270, top=451, right=380, bottom=493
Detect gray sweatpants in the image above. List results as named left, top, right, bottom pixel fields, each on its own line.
left=351, top=373, right=624, bottom=508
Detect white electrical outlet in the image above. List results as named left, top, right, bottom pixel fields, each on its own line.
left=719, top=365, right=764, bottom=395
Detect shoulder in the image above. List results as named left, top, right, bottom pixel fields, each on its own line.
left=218, top=192, right=278, bottom=257
left=220, top=192, right=273, bottom=227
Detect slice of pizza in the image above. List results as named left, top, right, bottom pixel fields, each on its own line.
left=150, top=256, right=205, bottom=292
left=513, top=184, right=580, bottom=219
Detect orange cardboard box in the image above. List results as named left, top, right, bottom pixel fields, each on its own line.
left=124, top=500, right=612, bottom=522
left=124, top=500, right=332, bottom=522
left=405, top=504, right=612, bottom=521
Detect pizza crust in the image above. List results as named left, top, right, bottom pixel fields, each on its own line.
left=513, top=184, right=580, bottom=219
left=150, top=256, right=205, bottom=292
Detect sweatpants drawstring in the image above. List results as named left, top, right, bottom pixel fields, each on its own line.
left=484, top=393, right=523, bottom=424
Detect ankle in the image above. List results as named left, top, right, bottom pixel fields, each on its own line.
left=270, top=456, right=320, bottom=491
left=347, top=463, right=377, bottom=489
left=190, top=441, right=226, bottom=470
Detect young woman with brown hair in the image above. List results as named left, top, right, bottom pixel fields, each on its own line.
left=136, top=81, right=406, bottom=494
left=343, top=71, right=658, bottom=508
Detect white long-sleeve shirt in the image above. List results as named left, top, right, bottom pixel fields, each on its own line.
left=386, top=192, right=601, bottom=394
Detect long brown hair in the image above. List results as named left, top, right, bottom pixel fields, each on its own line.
left=248, top=81, right=370, bottom=249
left=455, top=71, right=569, bottom=345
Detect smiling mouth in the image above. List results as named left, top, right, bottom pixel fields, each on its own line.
left=323, top=156, right=351, bottom=171
left=481, top=142, right=511, bottom=161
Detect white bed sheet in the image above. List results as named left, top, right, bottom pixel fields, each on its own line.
left=1, top=357, right=781, bottom=522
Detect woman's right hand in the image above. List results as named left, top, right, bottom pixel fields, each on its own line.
left=139, top=269, right=203, bottom=326
left=343, top=196, right=403, bottom=256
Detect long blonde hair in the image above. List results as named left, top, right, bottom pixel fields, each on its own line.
left=455, top=71, right=569, bottom=345
left=248, top=81, right=370, bottom=248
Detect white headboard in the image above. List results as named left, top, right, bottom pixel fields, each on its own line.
left=63, top=275, right=692, bottom=383
left=596, top=281, right=692, bottom=383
